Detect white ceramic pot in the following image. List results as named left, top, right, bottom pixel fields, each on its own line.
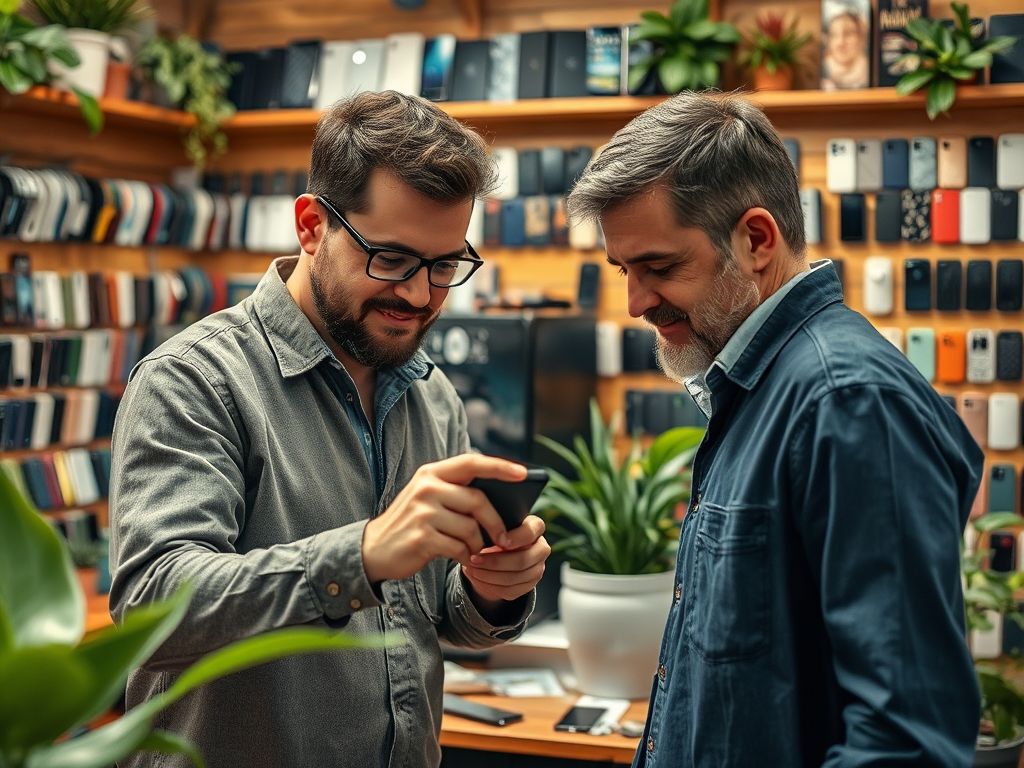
left=53, top=29, right=111, bottom=98
left=559, top=562, right=675, bottom=699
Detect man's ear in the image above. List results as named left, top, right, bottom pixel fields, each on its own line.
left=295, top=194, right=328, bottom=255
left=733, top=208, right=780, bottom=274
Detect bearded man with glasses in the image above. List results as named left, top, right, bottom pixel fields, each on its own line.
left=108, top=91, right=550, bottom=768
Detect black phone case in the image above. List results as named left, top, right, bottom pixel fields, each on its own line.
left=882, top=139, right=909, bottom=189
left=565, top=146, right=593, bottom=192
left=874, top=190, right=902, bottom=242
left=451, top=39, right=490, bottom=102
left=280, top=40, right=320, bottom=109
left=965, top=260, right=993, bottom=311
left=577, top=262, right=600, bottom=310
left=225, top=51, right=256, bottom=110
left=996, top=259, right=1024, bottom=312
left=622, top=327, right=657, bottom=372
left=643, top=390, right=672, bottom=435
left=624, top=389, right=645, bottom=435
left=997, top=330, right=1023, bottom=380
left=517, top=31, right=549, bottom=99
left=935, top=260, right=962, bottom=311
left=547, top=30, right=588, bottom=98
left=839, top=193, right=865, bottom=241
left=990, top=531, right=1017, bottom=572
left=903, top=259, right=931, bottom=311
left=992, top=189, right=1020, bottom=242
left=541, top=147, right=566, bottom=195
left=900, top=189, right=931, bottom=243
left=517, top=150, right=542, bottom=196
left=990, top=14, right=1024, bottom=83
left=968, top=136, right=996, bottom=188
left=469, top=471, right=549, bottom=547
left=250, top=48, right=286, bottom=110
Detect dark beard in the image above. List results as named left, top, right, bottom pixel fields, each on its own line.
left=309, top=268, right=438, bottom=370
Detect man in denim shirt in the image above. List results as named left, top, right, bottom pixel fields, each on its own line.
left=568, top=92, right=983, bottom=767
left=110, top=92, right=550, bottom=767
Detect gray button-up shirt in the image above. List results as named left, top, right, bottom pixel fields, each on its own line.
left=109, top=257, right=532, bottom=768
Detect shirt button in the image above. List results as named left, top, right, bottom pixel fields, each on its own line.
left=658, top=665, right=666, bottom=681
left=350, top=598, right=362, bottom=610
left=326, top=583, right=340, bottom=596
left=346, top=393, right=353, bottom=402
left=648, top=737, right=655, bottom=752
left=674, top=583, right=682, bottom=602
left=387, top=606, right=395, bottom=619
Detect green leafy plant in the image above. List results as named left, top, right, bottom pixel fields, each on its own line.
left=0, top=467, right=392, bottom=768
left=737, top=11, right=813, bottom=75
left=895, top=1, right=1017, bottom=119
left=135, top=33, right=238, bottom=168
left=534, top=398, right=704, bottom=575
left=628, top=0, right=740, bottom=94
left=30, top=0, right=149, bottom=35
left=963, top=512, right=1024, bottom=747
left=0, top=0, right=101, bottom=132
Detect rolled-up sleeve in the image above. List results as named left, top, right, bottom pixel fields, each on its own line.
left=789, top=384, right=982, bottom=767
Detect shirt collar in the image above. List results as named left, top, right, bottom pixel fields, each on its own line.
left=251, top=256, right=435, bottom=382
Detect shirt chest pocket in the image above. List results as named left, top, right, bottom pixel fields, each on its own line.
left=685, top=502, right=770, bottom=664
left=413, top=558, right=449, bottom=625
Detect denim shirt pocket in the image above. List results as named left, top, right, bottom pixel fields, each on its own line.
left=686, top=502, right=770, bottom=663
left=414, top=558, right=449, bottom=625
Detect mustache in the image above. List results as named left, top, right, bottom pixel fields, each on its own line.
left=643, top=305, right=688, bottom=326
left=364, top=297, right=433, bottom=318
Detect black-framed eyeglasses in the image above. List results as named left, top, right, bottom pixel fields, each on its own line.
left=316, top=195, right=483, bottom=288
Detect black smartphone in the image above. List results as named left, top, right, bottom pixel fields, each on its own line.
left=554, top=705, right=607, bottom=733
left=996, top=259, right=1023, bottom=312
left=935, top=260, right=962, bottom=311
left=968, top=136, right=996, bottom=187
left=990, top=531, right=1016, bottom=573
left=903, top=259, right=931, bottom=311
left=442, top=694, right=523, bottom=726
left=469, top=468, right=549, bottom=547
left=965, top=260, right=993, bottom=311
left=577, top=262, right=600, bottom=310
left=839, top=193, right=865, bottom=242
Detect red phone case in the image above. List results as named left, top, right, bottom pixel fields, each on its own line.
left=931, top=189, right=960, bottom=244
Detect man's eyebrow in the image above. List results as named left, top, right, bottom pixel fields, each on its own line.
left=606, top=251, right=677, bottom=267
left=370, top=240, right=471, bottom=260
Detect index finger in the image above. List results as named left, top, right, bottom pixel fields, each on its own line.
left=431, top=453, right=529, bottom=486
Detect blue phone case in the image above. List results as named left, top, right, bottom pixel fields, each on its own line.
left=500, top=199, right=526, bottom=247
left=883, top=138, right=910, bottom=190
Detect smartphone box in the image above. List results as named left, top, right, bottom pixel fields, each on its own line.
left=586, top=26, right=622, bottom=95
left=821, top=0, right=872, bottom=90
left=876, top=0, right=927, bottom=87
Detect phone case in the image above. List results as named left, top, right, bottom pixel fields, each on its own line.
left=856, top=139, right=882, bottom=192
left=547, top=30, right=587, bottom=98
left=878, top=327, right=905, bottom=352
left=565, top=146, right=594, bottom=192
left=966, top=260, right=993, bottom=311
left=783, top=138, right=801, bottom=176
left=420, top=34, right=456, bottom=101
left=523, top=195, right=551, bottom=246
left=989, top=393, right=1022, bottom=450
left=900, top=189, right=931, bottom=243
left=968, top=136, right=997, bottom=188
left=800, top=189, right=821, bottom=244
left=483, top=198, right=501, bottom=247
left=450, top=39, right=490, bottom=102
left=903, top=259, right=931, bottom=311
left=343, top=39, right=385, bottom=96
left=280, top=40, right=320, bottom=109
left=517, top=149, right=542, bottom=196
left=959, top=392, right=989, bottom=447
left=863, top=257, right=894, bottom=316
left=931, top=189, right=960, bottom=244
left=517, top=30, right=549, bottom=99
left=380, top=32, right=425, bottom=96
left=550, top=195, right=568, bottom=245
left=469, top=470, right=549, bottom=546
left=990, top=14, right=1024, bottom=83
left=906, top=327, right=936, bottom=382
left=882, top=139, right=910, bottom=190
left=491, top=147, right=519, bottom=200
left=935, top=260, right=962, bottom=311
left=960, top=187, right=991, bottom=245
left=990, top=530, right=1017, bottom=571
left=909, top=137, right=938, bottom=191
left=541, top=147, right=566, bottom=195
left=989, top=465, right=1017, bottom=514
left=499, top=198, right=526, bottom=247
left=997, top=133, right=1024, bottom=189
left=996, top=259, right=1024, bottom=312
left=937, top=136, right=968, bottom=189
left=585, top=26, right=622, bottom=96
left=936, top=329, right=966, bottom=384
left=875, top=190, right=901, bottom=242
left=826, top=139, right=857, bottom=193
left=486, top=32, right=520, bottom=102
left=839, top=193, right=865, bottom=241
left=577, top=262, right=601, bottom=310
left=991, top=189, right=1020, bottom=242
left=967, top=329, right=996, bottom=383
left=997, top=330, right=1023, bottom=381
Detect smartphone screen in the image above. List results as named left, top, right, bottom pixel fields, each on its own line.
left=554, top=705, right=607, bottom=733
left=421, top=35, right=456, bottom=100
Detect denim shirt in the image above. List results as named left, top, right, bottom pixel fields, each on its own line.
left=634, top=265, right=983, bottom=768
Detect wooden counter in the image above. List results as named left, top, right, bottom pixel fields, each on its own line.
left=78, top=567, right=113, bottom=634
left=441, top=693, right=646, bottom=764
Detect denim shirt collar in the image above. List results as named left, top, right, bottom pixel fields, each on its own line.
left=251, top=256, right=435, bottom=382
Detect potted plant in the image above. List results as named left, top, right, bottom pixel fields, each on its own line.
left=135, top=33, right=239, bottom=168
left=628, top=0, right=740, bottom=94
left=894, top=1, right=1017, bottom=119
left=0, top=0, right=102, bottom=132
left=738, top=11, right=813, bottom=91
left=30, top=0, right=150, bottom=98
left=534, top=398, right=704, bottom=698
left=963, top=512, right=1024, bottom=767
left=0, top=466, right=389, bottom=768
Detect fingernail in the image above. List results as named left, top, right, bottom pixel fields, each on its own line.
left=498, top=533, right=509, bottom=548
left=470, top=555, right=482, bottom=565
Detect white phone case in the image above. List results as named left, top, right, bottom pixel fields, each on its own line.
left=997, top=133, right=1024, bottom=190
left=877, top=327, right=904, bottom=352
left=826, top=138, right=858, bottom=194
left=466, top=198, right=485, bottom=248
left=596, top=320, right=623, bottom=376
left=343, top=39, right=385, bottom=96
left=314, top=41, right=354, bottom=109
left=959, top=187, right=991, bottom=244
left=856, top=139, right=882, bottom=192
left=966, top=329, right=996, bottom=383
left=380, top=32, right=425, bottom=96
left=862, top=257, right=894, bottom=316
left=971, top=610, right=1003, bottom=660
left=800, top=188, right=821, bottom=244
left=491, top=147, right=519, bottom=200
left=989, top=393, right=1021, bottom=450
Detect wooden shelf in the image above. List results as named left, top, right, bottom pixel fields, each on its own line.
left=2, top=88, right=193, bottom=133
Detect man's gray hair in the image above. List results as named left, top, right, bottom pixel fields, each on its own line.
left=567, top=91, right=806, bottom=260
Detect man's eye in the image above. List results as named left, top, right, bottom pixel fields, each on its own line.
left=649, top=265, right=673, bottom=277
left=616, top=266, right=628, bottom=277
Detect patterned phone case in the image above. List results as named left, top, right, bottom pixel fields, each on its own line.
left=901, top=189, right=932, bottom=243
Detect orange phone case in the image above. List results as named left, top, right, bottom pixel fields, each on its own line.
left=937, top=329, right=966, bottom=383
left=937, top=136, right=967, bottom=189
left=958, top=391, right=988, bottom=449
left=931, top=189, right=960, bottom=244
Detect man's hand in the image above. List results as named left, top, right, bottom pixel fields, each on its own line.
left=362, top=453, right=530, bottom=585
left=462, top=514, right=550, bottom=607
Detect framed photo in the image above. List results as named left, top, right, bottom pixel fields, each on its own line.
left=821, top=0, right=872, bottom=90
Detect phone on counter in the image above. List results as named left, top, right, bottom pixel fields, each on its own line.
left=469, top=468, right=549, bottom=547
left=554, top=705, right=608, bottom=733
left=442, top=694, right=523, bottom=726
